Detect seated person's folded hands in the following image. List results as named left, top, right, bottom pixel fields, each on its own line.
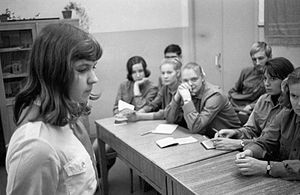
left=235, top=150, right=268, bottom=176
left=212, top=137, right=243, bottom=151
left=212, top=129, right=243, bottom=150
left=175, top=83, right=192, bottom=104
left=215, top=129, right=238, bottom=138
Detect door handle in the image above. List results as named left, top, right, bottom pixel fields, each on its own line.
left=215, top=53, right=221, bottom=70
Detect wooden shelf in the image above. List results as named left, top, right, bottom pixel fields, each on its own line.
left=0, top=47, right=31, bottom=53
left=3, top=73, right=28, bottom=79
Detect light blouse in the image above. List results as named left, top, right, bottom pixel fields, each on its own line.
left=6, top=121, right=97, bottom=195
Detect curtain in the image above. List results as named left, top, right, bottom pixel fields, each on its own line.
left=265, top=0, right=300, bottom=46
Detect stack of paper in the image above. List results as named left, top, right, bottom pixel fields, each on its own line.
left=156, top=136, right=198, bottom=148
left=114, top=100, right=135, bottom=125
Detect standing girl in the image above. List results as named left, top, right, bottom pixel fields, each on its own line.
left=6, top=23, right=101, bottom=195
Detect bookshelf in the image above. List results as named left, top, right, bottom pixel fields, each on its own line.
left=0, top=19, right=79, bottom=145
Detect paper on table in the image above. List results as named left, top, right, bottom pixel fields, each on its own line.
left=151, top=124, right=178, bottom=134
left=156, top=137, right=178, bottom=148
left=114, top=117, right=128, bottom=125
left=156, top=136, right=198, bottom=148
left=118, top=100, right=134, bottom=111
left=201, top=139, right=215, bottom=150
left=176, top=136, right=198, bottom=145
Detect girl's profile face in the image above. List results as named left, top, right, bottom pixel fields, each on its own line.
left=69, top=59, right=99, bottom=103
left=161, top=63, right=179, bottom=86
left=263, top=72, right=282, bottom=95
left=131, top=63, right=145, bottom=81
left=289, top=83, right=300, bottom=116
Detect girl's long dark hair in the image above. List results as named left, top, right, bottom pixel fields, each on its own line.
left=14, top=23, right=102, bottom=126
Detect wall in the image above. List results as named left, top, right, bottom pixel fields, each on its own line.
left=0, top=0, right=188, bottom=33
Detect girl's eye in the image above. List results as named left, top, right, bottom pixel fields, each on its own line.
left=77, top=68, right=89, bottom=73
left=291, top=94, right=298, bottom=99
left=77, top=65, right=92, bottom=73
left=191, top=78, right=198, bottom=82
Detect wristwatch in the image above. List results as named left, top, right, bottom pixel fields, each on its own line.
left=240, top=140, right=245, bottom=148
left=266, top=161, right=271, bottom=175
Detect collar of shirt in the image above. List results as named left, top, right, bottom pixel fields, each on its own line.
left=167, top=80, right=181, bottom=96
left=253, top=66, right=264, bottom=75
left=264, top=94, right=282, bottom=108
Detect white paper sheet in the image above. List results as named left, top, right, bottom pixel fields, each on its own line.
left=156, top=137, right=178, bottom=148
left=118, top=100, right=134, bottom=111
left=151, top=124, right=178, bottom=134
left=156, top=136, right=198, bottom=148
left=176, top=136, right=198, bottom=145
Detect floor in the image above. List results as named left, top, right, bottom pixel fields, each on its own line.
left=0, top=157, right=157, bottom=195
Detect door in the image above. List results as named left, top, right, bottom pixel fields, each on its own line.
left=192, top=0, right=257, bottom=92
left=193, top=0, right=223, bottom=87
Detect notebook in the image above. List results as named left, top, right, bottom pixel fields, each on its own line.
left=156, top=136, right=198, bottom=148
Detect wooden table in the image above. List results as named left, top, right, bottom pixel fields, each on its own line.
left=166, top=152, right=300, bottom=195
left=95, top=118, right=231, bottom=195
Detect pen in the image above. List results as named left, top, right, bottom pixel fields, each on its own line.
left=140, top=130, right=152, bottom=136
left=212, top=128, right=220, bottom=137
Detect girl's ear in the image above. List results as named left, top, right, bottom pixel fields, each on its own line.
left=176, top=70, right=181, bottom=78
left=281, top=78, right=289, bottom=94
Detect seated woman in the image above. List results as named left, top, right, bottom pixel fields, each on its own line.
left=235, top=67, right=300, bottom=180
left=212, top=57, right=295, bottom=150
left=165, top=62, right=241, bottom=138
left=93, top=56, right=158, bottom=174
left=113, top=56, right=158, bottom=115
left=125, top=58, right=181, bottom=121
left=157, top=44, right=183, bottom=89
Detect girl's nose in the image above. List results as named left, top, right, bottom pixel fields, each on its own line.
left=264, top=79, right=270, bottom=86
left=89, top=70, right=99, bottom=84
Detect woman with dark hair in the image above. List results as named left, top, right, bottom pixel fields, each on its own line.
left=6, top=23, right=102, bottom=194
left=213, top=57, right=295, bottom=150
left=235, top=67, right=300, bottom=180
left=113, top=56, right=158, bottom=114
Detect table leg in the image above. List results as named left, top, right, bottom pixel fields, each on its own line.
left=97, top=137, right=108, bottom=195
left=166, top=175, right=173, bottom=195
